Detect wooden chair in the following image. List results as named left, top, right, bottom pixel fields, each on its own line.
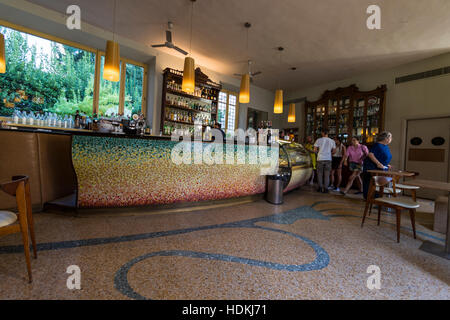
left=0, top=176, right=37, bottom=282
left=362, top=176, right=419, bottom=243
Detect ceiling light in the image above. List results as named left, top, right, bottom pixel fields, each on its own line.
left=288, top=103, right=296, bottom=122
left=239, top=22, right=252, bottom=103
left=104, top=0, right=120, bottom=82
left=273, top=47, right=284, bottom=114
left=0, top=33, right=5, bottom=73
left=182, top=0, right=196, bottom=93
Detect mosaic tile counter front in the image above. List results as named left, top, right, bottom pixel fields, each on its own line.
left=72, top=135, right=290, bottom=208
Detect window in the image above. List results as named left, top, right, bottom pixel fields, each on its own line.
left=0, top=22, right=147, bottom=118
left=124, top=63, right=145, bottom=117
left=218, top=90, right=239, bottom=135
left=99, top=55, right=121, bottom=116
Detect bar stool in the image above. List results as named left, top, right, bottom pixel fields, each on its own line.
left=362, top=176, right=419, bottom=243
left=0, top=175, right=37, bottom=283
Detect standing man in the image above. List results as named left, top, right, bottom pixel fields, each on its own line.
left=314, top=129, right=336, bottom=193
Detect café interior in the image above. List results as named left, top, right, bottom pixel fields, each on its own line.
left=0, top=0, right=449, bottom=300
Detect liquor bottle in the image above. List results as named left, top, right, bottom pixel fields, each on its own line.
left=74, top=110, right=80, bottom=128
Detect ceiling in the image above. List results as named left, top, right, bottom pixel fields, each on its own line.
left=25, top=0, right=450, bottom=92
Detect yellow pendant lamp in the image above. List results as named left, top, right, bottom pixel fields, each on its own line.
left=104, top=0, right=120, bottom=82
left=104, top=40, right=120, bottom=81
left=274, top=89, right=283, bottom=114
left=182, top=0, right=196, bottom=93
left=0, top=33, right=5, bottom=74
left=288, top=103, right=296, bottom=122
left=273, top=47, right=284, bottom=114
left=239, top=74, right=250, bottom=103
left=239, top=23, right=252, bottom=104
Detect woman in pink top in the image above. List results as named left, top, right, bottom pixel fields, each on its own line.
left=340, top=136, right=369, bottom=195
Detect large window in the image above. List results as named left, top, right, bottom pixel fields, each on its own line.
left=0, top=22, right=147, bottom=118
left=218, top=90, right=239, bottom=135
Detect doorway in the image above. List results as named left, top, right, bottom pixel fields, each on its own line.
left=405, top=117, right=450, bottom=199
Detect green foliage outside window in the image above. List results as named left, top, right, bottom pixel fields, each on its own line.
left=0, top=25, right=145, bottom=118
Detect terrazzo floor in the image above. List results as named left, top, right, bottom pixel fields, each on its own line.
left=0, top=186, right=448, bottom=300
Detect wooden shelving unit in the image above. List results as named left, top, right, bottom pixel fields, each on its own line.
left=161, top=68, right=222, bottom=136
left=304, top=84, right=386, bottom=145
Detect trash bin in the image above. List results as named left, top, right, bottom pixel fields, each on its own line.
left=266, top=174, right=287, bottom=205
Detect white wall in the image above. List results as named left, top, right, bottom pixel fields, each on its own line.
left=277, top=52, right=450, bottom=170
left=0, top=0, right=275, bottom=133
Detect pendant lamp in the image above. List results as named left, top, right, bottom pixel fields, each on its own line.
left=239, top=74, right=250, bottom=103
left=273, top=47, right=284, bottom=114
left=104, top=0, right=120, bottom=82
left=0, top=33, right=5, bottom=74
left=239, top=23, right=252, bottom=103
left=182, top=0, right=196, bottom=93
left=288, top=103, right=296, bottom=122
left=274, top=89, right=283, bottom=114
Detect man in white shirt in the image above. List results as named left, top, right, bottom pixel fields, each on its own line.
left=314, top=129, right=336, bottom=193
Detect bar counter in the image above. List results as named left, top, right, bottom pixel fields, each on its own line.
left=0, top=125, right=312, bottom=210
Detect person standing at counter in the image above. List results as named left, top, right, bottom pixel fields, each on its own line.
left=304, top=136, right=316, bottom=185
left=362, top=131, right=393, bottom=199
left=314, top=130, right=336, bottom=193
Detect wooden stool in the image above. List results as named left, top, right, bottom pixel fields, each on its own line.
left=0, top=176, right=37, bottom=283
left=362, top=176, right=420, bottom=243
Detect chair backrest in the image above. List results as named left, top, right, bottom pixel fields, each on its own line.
left=366, top=175, right=392, bottom=202
left=0, top=175, right=29, bottom=197
left=372, top=176, right=392, bottom=187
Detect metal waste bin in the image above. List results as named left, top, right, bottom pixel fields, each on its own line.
left=266, top=174, right=287, bottom=205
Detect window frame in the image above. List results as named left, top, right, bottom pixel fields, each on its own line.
left=0, top=19, right=148, bottom=118
left=218, top=89, right=239, bottom=132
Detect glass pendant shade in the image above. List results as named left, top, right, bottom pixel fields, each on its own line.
left=103, top=40, right=120, bottom=82
left=288, top=103, right=296, bottom=122
left=239, top=74, right=250, bottom=103
left=0, top=34, right=5, bottom=74
left=273, top=89, right=283, bottom=114
left=182, top=56, right=195, bottom=93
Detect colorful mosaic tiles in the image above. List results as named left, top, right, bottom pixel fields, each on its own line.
left=72, top=136, right=279, bottom=208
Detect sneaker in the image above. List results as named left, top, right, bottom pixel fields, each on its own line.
left=335, top=187, right=340, bottom=192
left=317, top=188, right=323, bottom=193
left=322, top=189, right=329, bottom=194
left=340, top=191, right=346, bottom=195
left=355, top=191, right=363, bottom=195
left=328, top=185, right=334, bottom=190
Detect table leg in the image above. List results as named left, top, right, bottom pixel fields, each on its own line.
left=419, top=191, right=450, bottom=260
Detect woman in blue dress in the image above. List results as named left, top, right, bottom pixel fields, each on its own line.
left=362, top=131, right=393, bottom=199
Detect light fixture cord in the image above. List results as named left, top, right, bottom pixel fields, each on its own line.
left=189, top=1, right=194, bottom=55
left=113, top=0, right=117, bottom=42
left=278, top=50, right=282, bottom=89
left=246, top=27, right=249, bottom=74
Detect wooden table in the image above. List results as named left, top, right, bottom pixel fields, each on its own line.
left=367, top=170, right=416, bottom=180
left=403, top=179, right=450, bottom=260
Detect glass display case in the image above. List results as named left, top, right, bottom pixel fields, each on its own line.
left=278, top=140, right=313, bottom=192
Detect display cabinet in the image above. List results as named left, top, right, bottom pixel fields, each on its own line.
left=304, top=84, right=386, bottom=145
left=161, top=68, right=222, bottom=136
left=278, top=140, right=313, bottom=192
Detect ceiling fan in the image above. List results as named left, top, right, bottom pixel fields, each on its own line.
left=151, top=21, right=188, bottom=55
left=234, top=60, right=262, bottom=83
